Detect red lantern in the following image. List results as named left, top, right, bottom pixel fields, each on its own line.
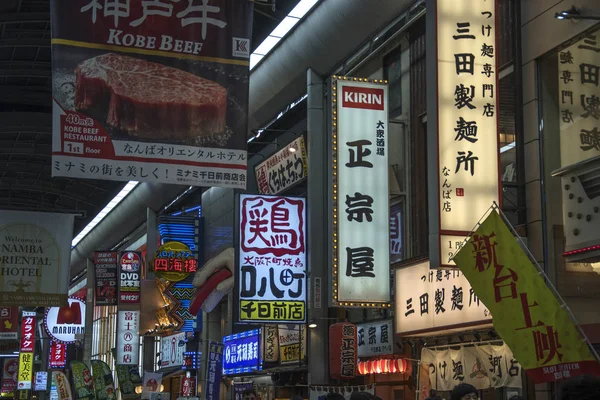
left=357, top=361, right=367, bottom=375
left=329, top=323, right=357, bottom=380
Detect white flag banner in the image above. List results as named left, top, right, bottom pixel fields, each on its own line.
left=421, top=343, right=522, bottom=391
left=141, top=372, right=163, bottom=400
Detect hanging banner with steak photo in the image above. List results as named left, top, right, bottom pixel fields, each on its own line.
left=50, top=0, right=253, bottom=189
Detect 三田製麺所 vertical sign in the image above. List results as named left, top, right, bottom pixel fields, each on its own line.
left=50, top=0, right=253, bottom=189
left=427, top=0, right=501, bottom=268
left=238, top=195, right=306, bottom=324
left=331, top=77, right=390, bottom=307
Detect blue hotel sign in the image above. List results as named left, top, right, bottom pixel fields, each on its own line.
left=222, top=329, right=262, bottom=375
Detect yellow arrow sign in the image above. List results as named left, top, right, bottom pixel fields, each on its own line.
left=4, top=320, right=12, bottom=330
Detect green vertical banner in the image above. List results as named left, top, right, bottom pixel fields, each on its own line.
left=70, top=361, right=94, bottom=400
left=90, top=360, right=116, bottom=400
left=115, top=365, right=142, bottom=400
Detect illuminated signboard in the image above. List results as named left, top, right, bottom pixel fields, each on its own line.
left=394, top=261, right=491, bottom=336
left=152, top=242, right=197, bottom=282
left=331, top=76, right=391, bottom=307
left=17, top=311, right=36, bottom=391
left=238, top=195, right=306, bottom=324
left=116, top=310, right=140, bottom=365
left=160, top=333, right=186, bottom=368
left=44, top=296, right=86, bottom=344
left=427, top=0, right=500, bottom=268
left=222, top=330, right=262, bottom=375
left=119, top=251, right=142, bottom=304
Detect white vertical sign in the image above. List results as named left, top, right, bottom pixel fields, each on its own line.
left=429, top=0, right=500, bottom=268
left=116, top=310, right=139, bottom=365
left=558, top=33, right=600, bottom=167
left=332, top=77, right=390, bottom=307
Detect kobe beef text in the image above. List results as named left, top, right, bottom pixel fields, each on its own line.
left=107, top=29, right=203, bottom=55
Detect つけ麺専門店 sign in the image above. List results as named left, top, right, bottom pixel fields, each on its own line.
left=152, top=242, right=197, bottom=282
left=428, top=0, right=501, bottom=269
left=331, top=77, right=390, bottom=307
left=49, top=1, right=253, bottom=189
left=238, top=195, right=306, bottom=324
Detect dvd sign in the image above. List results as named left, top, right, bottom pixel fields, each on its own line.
left=44, top=297, right=86, bottom=344
left=119, top=251, right=141, bottom=304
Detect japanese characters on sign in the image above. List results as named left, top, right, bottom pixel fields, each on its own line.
left=0, top=210, right=74, bottom=307
left=159, top=333, right=186, bottom=368
left=262, top=325, right=279, bottom=363
left=278, top=324, right=306, bottom=364
left=180, top=377, right=195, bottom=398
left=395, top=261, right=491, bottom=335
left=222, top=330, right=262, bottom=375
left=206, top=342, right=223, bottom=400
left=255, top=136, right=309, bottom=195
left=238, top=195, right=306, bottom=323
left=34, top=372, right=48, bottom=392
left=17, top=311, right=36, bottom=391
left=428, top=0, right=500, bottom=269
left=357, top=320, right=393, bottom=358
left=116, top=310, right=140, bottom=366
left=421, top=343, right=522, bottom=391
left=119, top=251, right=141, bottom=304
left=90, top=360, right=117, bottom=400
left=0, top=307, right=19, bottom=340
left=44, top=297, right=86, bottom=344
left=94, top=252, right=118, bottom=306
left=329, top=322, right=357, bottom=380
left=558, top=33, right=600, bottom=167
left=453, top=211, right=600, bottom=383
left=1, top=358, right=18, bottom=394
left=331, top=77, right=391, bottom=307
left=49, top=341, right=67, bottom=369
left=152, top=242, right=197, bottom=282
left=50, top=0, right=253, bottom=189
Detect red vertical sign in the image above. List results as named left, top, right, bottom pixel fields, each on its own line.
left=20, top=313, right=36, bottom=353
left=49, top=341, right=67, bottom=369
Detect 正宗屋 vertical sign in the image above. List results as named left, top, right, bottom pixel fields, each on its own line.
left=331, top=77, right=390, bottom=307
left=426, top=0, right=501, bottom=268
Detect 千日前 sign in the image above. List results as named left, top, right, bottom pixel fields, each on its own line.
left=427, top=0, right=501, bottom=270
left=237, top=195, right=306, bottom=324
left=50, top=0, right=253, bottom=189
left=331, top=77, right=390, bottom=307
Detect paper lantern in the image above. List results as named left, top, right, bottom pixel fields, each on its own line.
left=329, top=323, right=357, bottom=380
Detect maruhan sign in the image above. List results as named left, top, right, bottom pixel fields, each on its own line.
left=0, top=210, right=74, bottom=307
left=44, top=297, right=86, bottom=344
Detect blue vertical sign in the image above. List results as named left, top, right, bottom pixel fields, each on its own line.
left=206, top=342, right=223, bottom=400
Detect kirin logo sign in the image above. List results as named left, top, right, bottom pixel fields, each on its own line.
left=44, top=297, right=86, bottom=344
left=341, top=86, right=385, bottom=110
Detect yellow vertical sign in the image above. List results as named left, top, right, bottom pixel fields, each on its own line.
left=453, top=211, right=600, bottom=383
left=17, top=353, right=33, bottom=390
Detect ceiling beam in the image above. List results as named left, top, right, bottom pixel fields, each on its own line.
left=0, top=39, right=49, bottom=48
left=0, top=88, right=50, bottom=106
left=0, top=185, right=98, bottom=207
left=0, top=61, right=51, bottom=68
left=0, top=12, right=50, bottom=24
left=0, top=112, right=51, bottom=128
left=0, top=68, right=50, bottom=78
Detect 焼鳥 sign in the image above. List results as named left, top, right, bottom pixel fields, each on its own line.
left=238, top=195, right=306, bottom=323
